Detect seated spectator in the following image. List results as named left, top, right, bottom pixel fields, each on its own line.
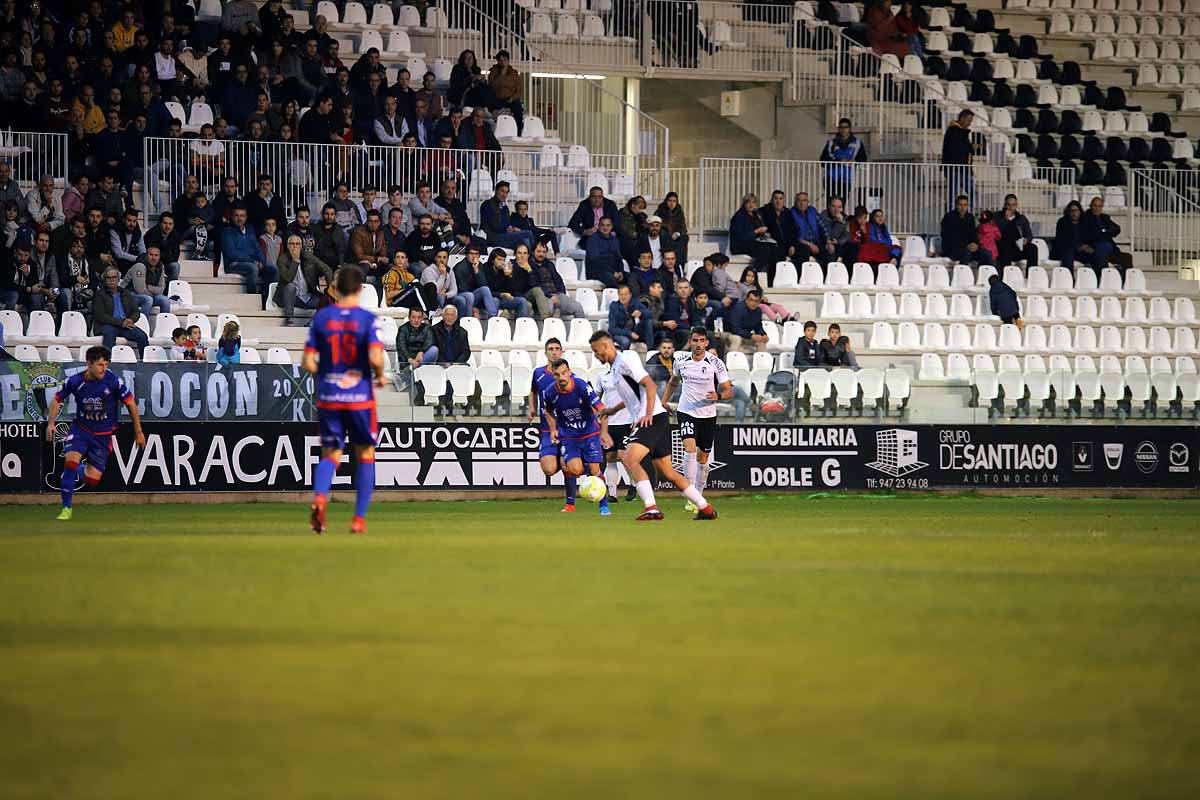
left=691, top=290, right=719, bottom=336
left=759, top=191, right=795, bottom=261
left=381, top=250, right=436, bottom=312
left=186, top=324, right=207, bottom=361
left=819, top=323, right=860, bottom=370
left=662, top=249, right=686, bottom=286
left=328, top=182, right=361, bottom=231
left=349, top=209, right=390, bottom=286
left=988, top=273, right=1022, bottom=328
left=62, top=175, right=89, bottom=226
left=186, top=194, right=217, bottom=258
left=636, top=214, right=679, bottom=273
left=865, top=0, right=908, bottom=58
left=422, top=247, right=474, bottom=318
left=24, top=175, right=64, bottom=234
left=645, top=338, right=676, bottom=401
left=216, top=320, right=241, bottom=366
left=170, top=327, right=192, bottom=361
left=456, top=106, right=501, bottom=152
left=92, top=267, right=148, bottom=355
left=976, top=211, right=1000, bottom=264
left=690, top=252, right=734, bottom=309
left=487, top=50, right=524, bottom=135
left=726, top=290, right=769, bottom=353
left=1081, top=196, right=1132, bottom=274
left=853, top=207, right=901, bottom=273
left=123, top=244, right=171, bottom=316
left=940, top=195, right=991, bottom=265
left=406, top=182, right=454, bottom=243
left=528, top=241, right=584, bottom=321
left=381, top=206, right=408, bottom=261
left=793, top=320, right=822, bottom=370
left=436, top=179, right=480, bottom=254
left=480, top=182, right=535, bottom=252
left=789, top=192, right=825, bottom=267
left=448, top=50, right=481, bottom=107
left=607, top=283, right=653, bottom=351
left=434, top=106, right=466, bottom=147
left=406, top=214, right=442, bottom=268
left=395, top=306, right=437, bottom=388
left=818, top=196, right=856, bottom=267
left=1052, top=201, right=1087, bottom=273
left=452, top=244, right=499, bottom=318
left=616, top=196, right=647, bottom=267
left=511, top=200, right=559, bottom=255
left=28, top=231, right=67, bottom=315
left=416, top=71, right=445, bottom=121
left=996, top=194, right=1039, bottom=269
left=484, top=248, right=533, bottom=319
left=654, top=192, right=690, bottom=256
left=733, top=267, right=791, bottom=323
left=640, top=278, right=668, bottom=342
left=259, top=218, right=282, bottom=281
left=662, top=278, right=698, bottom=348
left=729, top=193, right=785, bottom=286
left=58, top=238, right=95, bottom=314
left=219, top=205, right=277, bottom=307
left=275, top=234, right=334, bottom=326
left=431, top=302, right=470, bottom=364
left=143, top=212, right=183, bottom=284
left=629, top=249, right=670, bottom=299
left=569, top=186, right=620, bottom=250
left=243, top=174, right=287, bottom=236
left=313, top=203, right=348, bottom=268
left=109, top=208, right=145, bottom=274
left=896, top=1, right=926, bottom=58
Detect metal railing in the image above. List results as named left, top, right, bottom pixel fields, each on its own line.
left=0, top=130, right=69, bottom=187
left=142, top=136, right=641, bottom=228
left=696, top=157, right=1076, bottom=237
left=1128, top=169, right=1200, bottom=278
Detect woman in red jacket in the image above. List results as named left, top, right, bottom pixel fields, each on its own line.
left=865, top=0, right=909, bottom=58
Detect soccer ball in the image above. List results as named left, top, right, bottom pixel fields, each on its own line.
left=577, top=475, right=608, bottom=503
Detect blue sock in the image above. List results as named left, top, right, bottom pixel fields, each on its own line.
left=355, top=460, right=375, bottom=518
left=599, top=495, right=609, bottom=512
left=60, top=463, right=78, bottom=508
left=565, top=475, right=577, bottom=505
left=313, top=456, right=338, bottom=499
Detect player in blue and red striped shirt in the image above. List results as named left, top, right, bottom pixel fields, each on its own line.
left=301, top=268, right=387, bottom=535
left=527, top=337, right=580, bottom=512
left=541, top=358, right=611, bottom=516
left=45, top=345, right=147, bottom=521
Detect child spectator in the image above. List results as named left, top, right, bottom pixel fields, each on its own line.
left=186, top=324, right=207, bottom=361
left=734, top=267, right=792, bottom=323
left=976, top=210, right=1000, bottom=263
left=187, top=193, right=215, bottom=258
left=259, top=217, right=282, bottom=276
left=169, top=327, right=191, bottom=360
left=216, top=320, right=241, bottom=365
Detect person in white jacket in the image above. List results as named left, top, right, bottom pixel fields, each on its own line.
left=24, top=176, right=65, bottom=234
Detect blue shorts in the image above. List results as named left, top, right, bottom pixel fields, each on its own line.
left=63, top=425, right=114, bottom=472
left=560, top=434, right=603, bottom=467
left=538, top=430, right=560, bottom=459
left=318, top=405, right=378, bottom=450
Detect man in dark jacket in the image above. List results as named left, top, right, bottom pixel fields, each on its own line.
left=607, top=283, right=652, bottom=350
left=143, top=211, right=184, bottom=283
left=484, top=255, right=532, bottom=318
left=274, top=233, right=334, bottom=325
left=988, top=274, right=1021, bottom=326
left=663, top=277, right=699, bottom=348
left=456, top=107, right=501, bottom=151
left=405, top=214, right=442, bottom=268
left=92, top=267, right=148, bottom=355
left=584, top=217, right=626, bottom=287
left=243, top=174, right=287, bottom=236
left=480, top=182, right=535, bottom=251
left=431, top=303, right=470, bottom=364
left=313, top=203, right=348, bottom=267
left=568, top=186, right=620, bottom=249
left=940, top=194, right=989, bottom=265
left=793, top=320, right=822, bottom=370
left=395, top=307, right=437, bottom=391
left=1080, top=195, right=1131, bottom=274
left=819, top=323, right=860, bottom=370
left=298, top=94, right=338, bottom=144
left=942, top=109, right=975, bottom=208
left=727, top=291, right=769, bottom=353
left=436, top=180, right=480, bottom=253
left=452, top=245, right=499, bottom=318
left=760, top=190, right=798, bottom=260
left=820, top=118, right=869, bottom=206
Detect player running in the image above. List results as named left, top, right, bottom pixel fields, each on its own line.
left=662, top=327, right=733, bottom=512
left=45, top=345, right=147, bottom=520
left=589, top=329, right=717, bottom=521
left=528, top=337, right=579, bottom=512
left=596, top=355, right=635, bottom=502
left=540, top=358, right=612, bottom=517
left=302, top=268, right=387, bottom=535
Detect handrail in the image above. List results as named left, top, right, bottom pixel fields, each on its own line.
left=1127, top=168, right=1200, bottom=277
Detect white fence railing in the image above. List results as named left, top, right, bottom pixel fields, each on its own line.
left=1128, top=169, right=1200, bottom=278
left=142, top=137, right=642, bottom=228
left=696, top=158, right=1077, bottom=237
left=0, top=131, right=69, bottom=187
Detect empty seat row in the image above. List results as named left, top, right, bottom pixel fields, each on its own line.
left=318, top=1, right=448, bottom=30
left=773, top=260, right=1149, bottom=295
left=868, top=321, right=1199, bottom=354
left=974, top=368, right=1198, bottom=418
left=794, top=367, right=910, bottom=416
left=10, top=343, right=294, bottom=365
left=921, top=351, right=1199, bottom=380
left=528, top=12, right=614, bottom=39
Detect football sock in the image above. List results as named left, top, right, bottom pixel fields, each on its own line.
left=616, top=461, right=631, bottom=486
left=682, top=485, right=707, bottom=509
left=683, top=451, right=698, bottom=488
left=564, top=474, right=577, bottom=505
left=60, top=461, right=79, bottom=509
left=604, top=462, right=619, bottom=492
left=699, top=462, right=711, bottom=491
left=355, top=459, right=375, bottom=518
left=636, top=479, right=656, bottom=508
left=313, top=455, right=338, bottom=499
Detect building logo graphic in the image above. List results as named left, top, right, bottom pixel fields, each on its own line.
left=866, top=429, right=927, bottom=476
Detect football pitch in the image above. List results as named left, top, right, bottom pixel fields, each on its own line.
left=1, top=495, right=1198, bottom=799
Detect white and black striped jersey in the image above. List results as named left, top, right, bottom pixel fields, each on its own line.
left=671, top=351, right=730, bottom=418
left=610, top=350, right=666, bottom=420
left=597, top=364, right=633, bottom=426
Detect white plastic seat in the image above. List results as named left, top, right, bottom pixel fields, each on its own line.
left=869, top=322, right=895, bottom=350
left=998, top=324, right=1022, bottom=350
left=923, top=323, right=947, bottom=351
left=899, top=292, right=924, bottom=319
left=774, top=261, right=799, bottom=288
left=799, top=261, right=824, bottom=288
left=1123, top=326, right=1148, bottom=353
left=830, top=370, right=859, bottom=410
left=1025, top=266, right=1050, bottom=293
left=945, top=353, right=970, bottom=382
left=850, top=262, right=875, bottom=288
left=825, top=262, right=850, bottom=289
left=822, top=292, right=847, bottom=318
left=358, top=29, right=384, bottom=54
left=848, top=292, right=873, bottom=319
left=799, top=370, right=832, bottom=411
left=266, top=347, right=293, bottom=365
left=900, top=264, right=925, bottom=289
left=109, top=344, right=138, bottom=363
left=1025, top=296, right=1049, bottom=322
left=873, top=293, right=898, bottom=319
left=1024, top=324, right=1048, bottom=351
left=1099, top=296, right=1123, bottom=323
left=973, top=324, right=997, bottom=352
left=896, top=322, right=921, bottom=350
left=947, top=323, right=972, bottom=351
left=1098, top=325, right=1123, bottom=353
left=13, top=344, right=40, bottom=362
left=925, top=293, right=949, bottom=320
left=1148, top=327, right=1173, bottom=355
left=1173, top=298, right=1196, bottom=325
left=1075, top=296, right=1100, bottom=323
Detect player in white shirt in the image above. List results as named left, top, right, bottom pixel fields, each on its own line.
left=596, top=359, right=636, bottom=501
left=663, top=327, right=733, bottom=511
left=589, top=329, right=718, bottom=520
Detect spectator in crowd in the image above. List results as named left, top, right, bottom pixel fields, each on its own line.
left=93, top=267, right=147, bottom=355
left=940, top=194, right=990, bottom=265
left=216, top=320, right=241, bottom=366
left=942, top=109, right=974, bottom=208
left=299, top=94, right=339, bottom=144
left=244, top=174, right=287, bottom=236
left=616, top=195, right=647, bottom=267
left=436, top=179, right=479, bottom=254
left=275, top=234, right=334, bottom=325
left=456, top=106, right=501, bottom=152
left=26, top=231, right=66, bottom=315
left=691, top=289, right=719, bottom=335
left=186, top=325, right=207, bottom=361
left=1, top=241, right=31, bottom=310
left=452, top=244, right=500, bottom=318
left=607, top=283, right=652, bottom=351
left=51, top=217, right=86, bottom=266
left=896, top=1, right=926, bottom=58
left=793, top=320, right=822, bottom=370
left=662, top=249, right=685, bottom=286
left=82, top=207, right=116, bottom=273
left=431, top=302, right=470, bottom=365
left=729, top=193, right=785, bottom=286
left=72, top=84, right=106, bottom=135
left=109, top=208, right=145, bottom=274
left=662, top=278, right=699, bottom=348
left=259, top=218, right=283, bottom=281
left=727, top=290, right=769, bottom=353
left=406, top=214, right=442, bottom=268
left=395, top=306, right=437, bottom=387
left=819, top=323, right=860, bottom=370
left=569, top=186, right=620, bottom=250
left=422, top=247, right=473, bottom=317
left=645, top=337, right=676, bottom=402
left=488, top=50, right=524, bottom=135
left=170, top=328, right=192, bottom=361
left=186, top=193, right=216, bottom=258
left=381, top=206, right=408, bottom=259
left=211, top=177, right=243, bottom=237
left=865, top=0, right=909, bottom=57
left=760, top=190, right=796, bottom=261
left=976, top=210, right=1000, bottom=264
left=0, top=161, right=20, bottom=206
left=123, top=244, right=171, bottom=316
left=416, top=71, right=445, bottom=121
left=628, top=248, right=664, bottom=300
left=480, top=181, right=535, bottom=251
left=382, top=250, right=436, bottom=311
left=653, top=192, right=689, bottom=256
left=144, top=213, right=183, bottom=284
left=820, top=119, right=868, bottom=205
left=58, top=238, right=94, bottom=314
left=638, top=213, right=679, bottom=271
left=388, top=67, right=416, bottom=115
left=690, top=252, right=734, bottom=307
left=789, top=191, right=825, bottom=266
left=852, top=207, right=901, bottom=274
left=86, top=173, right=126, bottom=227
left=734, top=267, right=791, bottom=323
left=988, top=273, right=1021, bottom=328
left=287, top=207, right=317, bottom=255
left=314, top=202, right=348, bottom=267
left=448, top=49, right=480, bottom=107
left=1081, top=196, right=1131, bottom=274
left=484, top=247, right=532, bottom=318
left=511, top=200, right=559, bottom=255
left=326, top=182, right=360, bottom=232
left=818, top=196, right=855, bottom=267
left=1052, top=200, right=1087, bottom=273
left=349, top=209, right=390, bottom=286
left=220, top=205, right=276, bottom=306
left=24, top=175, right=64, bottom=234
left=407, top=182, right=453, bottom=243
left=639, top=277, right=668, bottom=342
left=995, top=194, right=1038, bottom=269
left=528, top=241, right=584, bottom=320
left=400, top=96, right=434, bottom=147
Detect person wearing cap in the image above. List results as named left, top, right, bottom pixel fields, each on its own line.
left=636, top=214, right=680, bottom=273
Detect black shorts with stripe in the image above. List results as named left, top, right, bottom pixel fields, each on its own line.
left=604, top=424, right=631, bottom=455
left=676, top=412, right=717, bottom=453
left=624, top=413, right=672, bottom=459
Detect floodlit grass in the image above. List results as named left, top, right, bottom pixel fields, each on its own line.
left=1, top=496, right=1199, bottom=799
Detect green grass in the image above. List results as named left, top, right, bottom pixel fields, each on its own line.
left=2, top=496, right=1200, bottom=799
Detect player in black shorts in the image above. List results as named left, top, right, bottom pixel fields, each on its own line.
left=663, top=327, right=732, bottom=510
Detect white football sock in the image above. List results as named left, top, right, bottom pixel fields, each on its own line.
left=636, top=479, right=656, bottom=508
left=682, top=485, right=707, bottom=509
left=683, top=451, right=698, bottom=487
left=699, top=461, right=711, bottom=491
left=616, top=461, right=631, bottom=486
left=604, top=462, right=619, bottom=492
